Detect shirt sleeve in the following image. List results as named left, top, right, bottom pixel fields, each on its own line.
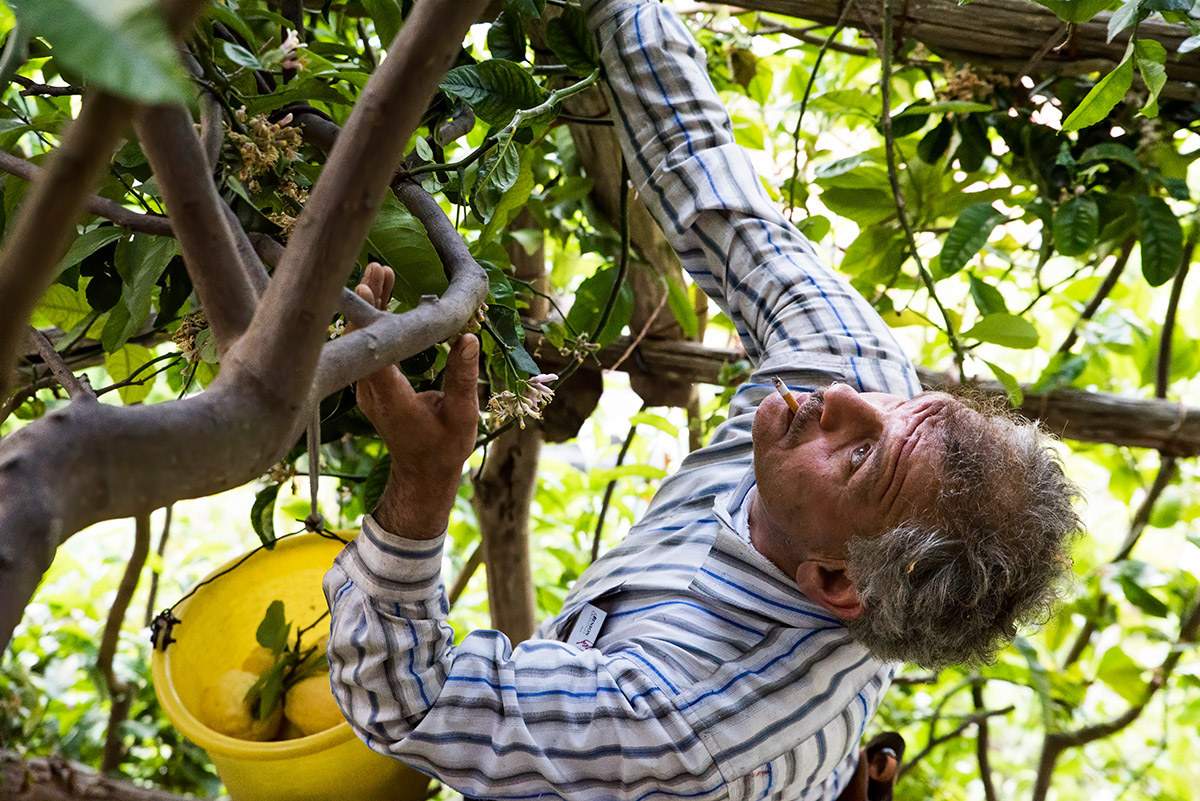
left=583, top=0, right=920, bottom=396
left=324, top=516, right=725, bottom=801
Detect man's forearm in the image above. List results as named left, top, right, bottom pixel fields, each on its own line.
left=371, top=472, right=453, bottom=540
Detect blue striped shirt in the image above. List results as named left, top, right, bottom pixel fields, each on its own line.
left=325, top=1, right=922, bottom=798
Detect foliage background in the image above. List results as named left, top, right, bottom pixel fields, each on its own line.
left=2, top=0, right=1199, bottom=799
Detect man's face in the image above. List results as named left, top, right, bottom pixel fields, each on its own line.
left=749, top=384, right=955, bottom=576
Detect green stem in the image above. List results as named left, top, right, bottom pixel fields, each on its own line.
left=787, top=10, right=850, bottom=218
left=879, top=0, right=966, bottom=382
left=409, top=69, right=601, bottom=178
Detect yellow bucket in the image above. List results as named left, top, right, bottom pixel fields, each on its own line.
left=150, top=533, right=430, bottom=801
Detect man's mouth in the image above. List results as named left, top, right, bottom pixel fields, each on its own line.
left=784, top=387, right=825, bottom=441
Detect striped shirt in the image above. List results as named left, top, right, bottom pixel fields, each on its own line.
left=324, top=1, right=922, bottom=799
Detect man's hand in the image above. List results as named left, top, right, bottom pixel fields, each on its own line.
left=353, top=262, right=480, bottom=539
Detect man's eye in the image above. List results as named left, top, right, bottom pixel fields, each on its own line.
left=850, top=444, right=871, bottom=471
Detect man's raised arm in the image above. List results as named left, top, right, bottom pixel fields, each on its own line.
left=584, top=0, right=920, bottom=396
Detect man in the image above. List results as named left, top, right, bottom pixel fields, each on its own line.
left=324, top=0, right=1082, bottom=798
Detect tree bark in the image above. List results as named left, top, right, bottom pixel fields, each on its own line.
left=713, top=0, right=1200, bottom=94
left=473, top=425, right=542, bottom=642
left=0, top=752, right=202, bottom=801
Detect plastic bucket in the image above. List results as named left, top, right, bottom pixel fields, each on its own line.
left=150, top=533, right=430, bottom=801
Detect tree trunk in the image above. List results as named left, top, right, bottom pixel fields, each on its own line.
left=470, top=209, right=547, bottom=643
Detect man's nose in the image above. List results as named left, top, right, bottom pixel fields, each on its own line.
left=818, top=384, right=880, bottom=435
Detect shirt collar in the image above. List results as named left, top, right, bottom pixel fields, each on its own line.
left=713, top=465, right=757, bottom=543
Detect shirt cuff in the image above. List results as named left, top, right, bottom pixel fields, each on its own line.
left=334, top=514, right=447, bottom=604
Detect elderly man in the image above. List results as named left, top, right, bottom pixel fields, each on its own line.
left=324, top=1, right=1082, bottom=798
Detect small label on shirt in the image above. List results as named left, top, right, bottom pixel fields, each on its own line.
left=566, top=603, right=607, bottom=650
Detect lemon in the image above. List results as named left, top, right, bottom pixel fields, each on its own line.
left=283, top=674, right=345, bottom=736
left=197, top=669, right=283, bottom=741
left=242, top=646, right=276, bottom=676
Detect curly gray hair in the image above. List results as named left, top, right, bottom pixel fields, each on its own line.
left=843, top=396, right=1083, bottom=669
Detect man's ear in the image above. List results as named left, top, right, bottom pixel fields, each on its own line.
left=794, top=561, right=863, bottom=620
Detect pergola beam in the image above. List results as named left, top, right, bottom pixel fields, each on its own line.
left=695, top=0, right=1200, bottom=99
left=530, top=333, right=1200, bottom=457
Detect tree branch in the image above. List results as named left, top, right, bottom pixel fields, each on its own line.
left=897, top=705, right=1015, bottom=780
left=527, top=333, right=1200, bottom=455
left=227, top=0, right=491, bottom=406
left=314, top=179, right=489, bottom=397
left=972, top=683, right=998, bottom=801
left=26, top=329, right=94, bottom=401
left=1033, top=595, right=1200, bottom=801
left=0, top=0, right=491, bottom=652
left=134, top=105, right=258, bottom=351
left=1055, top=238, right=1134, bottom=356
left=1156, top=235, right=1193, bottom=398
left=99, top=514, right=151, bottom=773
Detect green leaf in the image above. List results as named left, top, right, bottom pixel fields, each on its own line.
left=361, top=454, right=391, bottom=518
left=59, top=227, right=126, bottom=277
left=628, top=411, right=679, bottom=438
left=101, top=235, right=176, bottom=351
left=917, top=119, right=954, bottom=164
left=506, top=0, right=546, bottom=17
left=969, top=274, right=1009, bottom=316
left=6, top=0, right=191, bottom=105
left=362, top=194, right=446, bottom=308
left=486, top=303, right=541, bottom=374
left=1028, top=0, right=1117, bottom=22
left=545, top=6, right=598, bottom=76
left=487, top=10, right=526, bottom=63
left=359, top=0, right=404, bottom=46
left=1078, top=142, right=1142, bottom=171
left=251, top=483, right=281, bottom=548
left=894, top=101, right=993, bottom=117
left=1053, top=195, right=1100, bottom=256
left=248, top=660, right=288, bottom=720
left=963, top=313, right=1040, bottom=349
left=819, top=188, right=896, bottom=226
left=103, top=343, right=156, bottom=404
left=36, top=284, right=92, bottom=331
left=255, top=600, right=289, bottom=653
left=1013, top=637, right=1054, bottom=730
left=1134, top=195, right=1183, bottom=286
left=1107, top=0, right=1141, bottom=41
left=481, top=157, right=535, bottom=242
left=471, top=139, right=522, bottom=221
left=441, top=60, right=548, bottom=127
left=1180, top=33, right=1200, bottom=54
left=1116, top=575, right=1170, bottom=617
left=664, top=277, right=700, bottom=340
left=1031, top=352, right=1088, bottom=393
left=1134, top=39, right=1167, bottom=117
left=221, top=40, right=261, bottom=69
left=939, top=201, right=1006, bottom=277
left=1096, top=645, right=1146, bottom=704
left=1061, top=48, right=1134, bottom=131
left=566, top=265, right=633, bottom=348
left=982, top=359, right=1024, bottom=405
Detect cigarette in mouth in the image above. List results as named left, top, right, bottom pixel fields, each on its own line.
left=771, top=376, right=800, bottom=413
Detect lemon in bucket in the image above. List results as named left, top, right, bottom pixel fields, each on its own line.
left=150, top=533, right=430, bottom=801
